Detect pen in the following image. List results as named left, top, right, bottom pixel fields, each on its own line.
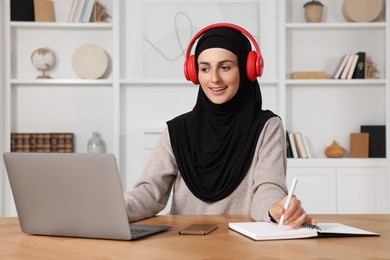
left=279, top=178, right=297, bottom=227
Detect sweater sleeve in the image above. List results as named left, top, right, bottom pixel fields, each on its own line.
left=250, top=117, right=288, bottom=222
left=123, top=128, right=177, bottom=222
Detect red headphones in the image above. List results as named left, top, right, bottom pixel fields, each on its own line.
left=184, top=23, right=264, bottom=84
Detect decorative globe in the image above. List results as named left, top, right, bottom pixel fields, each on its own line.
left=31, top=47, right=56, bottom=79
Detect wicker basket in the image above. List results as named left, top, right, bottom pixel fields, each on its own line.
left=304, top=5, right=323, bottom=22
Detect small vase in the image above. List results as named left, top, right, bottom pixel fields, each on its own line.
left=87, top=132, right=106, bottom=153
left=304, top=0, right=324, bottom=23
left=325, top=140, right=345, bottom=158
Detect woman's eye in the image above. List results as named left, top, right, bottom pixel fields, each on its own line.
left=199, top=67, right=209, bottom=72
left=221, top=65, right=230, bottom=71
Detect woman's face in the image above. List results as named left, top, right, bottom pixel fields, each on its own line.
left=197, top=48, right=240, bottom=104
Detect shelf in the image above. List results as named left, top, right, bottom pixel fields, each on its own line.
left=287, top=158, right=389, bottom=167
left=10, top=79, right=113, bottom=85
left=286, top=22, right=386, bottom=29
left=10, top=22, right=113, bottom=29
left=286, top=79, right=386, bottom=86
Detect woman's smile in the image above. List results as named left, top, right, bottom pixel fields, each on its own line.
left=209, top=86, right=228, bottom=94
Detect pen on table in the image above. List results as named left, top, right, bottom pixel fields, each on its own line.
left=279, top=178, right=297, bottom=227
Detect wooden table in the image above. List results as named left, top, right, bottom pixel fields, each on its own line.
left=0, top=214, right=389, bottom=259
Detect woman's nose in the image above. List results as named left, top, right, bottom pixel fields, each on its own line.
left=210, top=69, right=220, bottom=83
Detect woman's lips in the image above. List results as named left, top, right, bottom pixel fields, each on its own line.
left=209, top=86, right=228, bottom=95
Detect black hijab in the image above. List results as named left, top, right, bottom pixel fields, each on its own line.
left=167, top=27, right=276, bottom=202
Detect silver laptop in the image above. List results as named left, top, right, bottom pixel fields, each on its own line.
left=3, top=152, right=171, bottom=240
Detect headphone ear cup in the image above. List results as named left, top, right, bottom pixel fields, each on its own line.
left=246, top=51, right=258, bottom=81
left=257, top=54, right=264, bottom=77
left=246, top=51, right=264, bottom=81
left=184, top=55, right=198, bottom=84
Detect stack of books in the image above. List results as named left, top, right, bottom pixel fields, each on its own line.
left=286, top=131, right=311, bottom=159
left=11, top=133, right=74, bottom=153
left=332, top=52, right=366, bottom=79
left=68, top=0, right=95, bottom=23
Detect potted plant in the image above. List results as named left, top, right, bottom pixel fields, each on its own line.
left=303, top=0, right=324, bottom=23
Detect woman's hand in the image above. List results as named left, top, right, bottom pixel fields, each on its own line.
left=269, top=196, right=316, bottom=228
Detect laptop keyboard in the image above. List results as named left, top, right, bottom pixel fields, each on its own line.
left=131, top=228, right=149, bottom=236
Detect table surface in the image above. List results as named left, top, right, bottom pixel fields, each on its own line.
left=0, top=214, right=389, bottom=259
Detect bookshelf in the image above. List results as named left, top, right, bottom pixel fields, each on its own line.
left=1, top=0, right=390, bottom=216
left=1, top=0, right=118, bottom=216
left=283, top=0, right=390, bottom=214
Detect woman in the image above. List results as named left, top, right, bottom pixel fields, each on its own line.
left=124, top=24, right=315, bottom=228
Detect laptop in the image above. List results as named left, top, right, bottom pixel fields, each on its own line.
left=2, top=152, right=171, bottom=240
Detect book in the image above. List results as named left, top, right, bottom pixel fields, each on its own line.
left=82, top=0, right=95, bottom=22
left=361, top=125, right=386, bottom=158
left=78, top=0, right=89, bottom=22
left=228, top=222, right=379, bottom=241
left=352, top=52, right=366, bottom=79
left=73, top=0, right=86, bottom=22
left=291, top=71, right=327, bottom=79
left=346, top=54, right=359, bottom=79
left=286, top=131, right=293, bottom=158
left=293, top=132, right=308, bottom=158
left=332, top=54, right=350, bottom=79
left=33, top=0, right=55, bottom=22
left=67, top=0, right=80, bottom=22
left=11, top=0, right=35, bottom=21
left=10, top=132, right=74, bottom=153
left=340, top=54, right=355, bottom=79
left=301, top=134, right=312, bottom=158
left=349, top=133, right=369, bottom=158
left=288, top=132, right=298, bottom=158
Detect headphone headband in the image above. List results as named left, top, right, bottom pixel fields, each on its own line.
left=184, top=23, right=263, bottom=84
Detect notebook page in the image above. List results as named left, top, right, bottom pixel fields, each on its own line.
left=317, top=223, right=379, bottom=236
left=229, top=222, right=318, bottom=241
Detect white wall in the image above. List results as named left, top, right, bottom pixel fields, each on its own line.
left=119, top=0, right=280, bottom=188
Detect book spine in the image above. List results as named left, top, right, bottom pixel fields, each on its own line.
left=10, top=132, right=75, bottom=153
left=340, top=54, right=355, bottom=80
left=35, top=133, right=44, bottom=152
left=82, top=0, right=95, bottom=22
left=30, top=133, right=37, bottom=152
left=286, top=131, right=293, bottom=158
left=352, top=52, right=366, bottom=79
left=14, top=133, right=24, bottom=152
left=23, top=133, right=31, bottom=152
left=346, top=54, right=359, bottom=79
left=64, top=133, right=74, bottom=153
left=42, top=133, right=51, bottom=152
left=50, top=133, right=58, bottom=152
left=288, top=133, right=299, bottom=158
left=294, top=133, right=308, bottom=159
left=73, top=0, right=86, bottom=23
left=11, top=133, right=16, bottom=152
left=301, top=134, right=312, bottom=158
left=332, top=54, right=350, bottom=79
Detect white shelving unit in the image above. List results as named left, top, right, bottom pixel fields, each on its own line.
left=1, top=0, right=389, bottom=216
left=0, top=0, right=5, bottom=217
left=284, top=0, right=390, bottom=214
left=1, top=0, right=119, bottom=216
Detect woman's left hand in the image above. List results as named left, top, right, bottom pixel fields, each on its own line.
left=269, top=195, right=316, bottom=228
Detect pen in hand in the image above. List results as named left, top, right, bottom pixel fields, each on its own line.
left=279, top=178, right=297, bottom=227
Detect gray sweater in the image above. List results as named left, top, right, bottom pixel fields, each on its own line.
left=124, top=116, right=288, bottom=222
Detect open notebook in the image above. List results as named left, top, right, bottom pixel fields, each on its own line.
left=229, top=222, right=379, bottom=241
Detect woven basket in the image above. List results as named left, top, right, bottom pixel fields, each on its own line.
left=304, top=5, right=323, bottom=22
